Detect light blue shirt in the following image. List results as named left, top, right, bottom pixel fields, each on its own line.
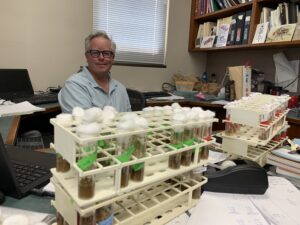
left=58, top=67, right=131, bottom=113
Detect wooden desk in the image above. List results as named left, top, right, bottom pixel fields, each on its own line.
left=0, top=104, right=61, bottom=145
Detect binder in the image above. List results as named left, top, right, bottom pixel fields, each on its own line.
left=234, top=11, right=246, bottom=45
left=242, top=10, right=252, bottom=44
left=227, top=14, right=237, bottom=45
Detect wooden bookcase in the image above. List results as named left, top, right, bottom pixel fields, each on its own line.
left=188, top=0, right=300, bottom=52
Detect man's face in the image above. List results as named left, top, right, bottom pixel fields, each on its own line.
left=85, top=37, right=114, bottom=77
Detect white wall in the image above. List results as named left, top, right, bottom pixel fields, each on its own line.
left=0, top=0, right=206, bottom=92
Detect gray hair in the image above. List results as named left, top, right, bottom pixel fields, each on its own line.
left=84, top=30, right=116, bottom=53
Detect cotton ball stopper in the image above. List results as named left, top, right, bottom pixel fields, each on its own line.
left=76, top=122, right=101, bottom=138
left=171, top=102, right=181, bottom=109
left=134, top=117, right=149, bottom=129
left=83, top=107, right=102, bottom=123
left=56, top=113, right=73, bottom=127
left=72, top=107, right=85, bottom=123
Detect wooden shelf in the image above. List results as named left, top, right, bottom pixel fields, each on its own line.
left=188, top=0, right=300, bottom=52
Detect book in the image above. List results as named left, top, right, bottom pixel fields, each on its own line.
left=272, top=148, right=300, bottom=163
left=276, top=167, right=300, bottom=179
left=234, top=11, right=246, bottom=45
left=200, top=35, right=216, bottom=48
left=288, top=2, right=298, bottom=24
left=203, top=21, right=217, bottom=37
left=227, top=14, right=237, bottom=45
left=242, top=10, right=252, bottom=44
left=267, top=153, right=300, bottom=170
left=266, top=23, right=297, bottom=43
left=215, top=23, right=230, bottom=47
left=292, top=23, right=300, bottom=41
left=195, top=24, right=204, bottom=48
left=252, top=22, right=269, bottom=44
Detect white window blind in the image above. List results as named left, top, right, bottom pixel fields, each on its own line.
left=93, top=0, right=169, bottom=66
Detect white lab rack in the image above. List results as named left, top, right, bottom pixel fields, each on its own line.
left=223, top=93, right=290, bottom=127
left=219, top=93, right=290, bottom=166
left=50, top=110, right=217, bottom=225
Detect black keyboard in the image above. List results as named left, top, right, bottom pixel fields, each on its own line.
left=143, top=91, right=172, bottom=99
left=12, top=161, right=49, bottom=187
left=12, top=93, right=58, bottom=105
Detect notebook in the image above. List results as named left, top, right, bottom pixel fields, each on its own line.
left=0, top=134, right=55, bottom=199
left=0, top=69, right=58, bottom=105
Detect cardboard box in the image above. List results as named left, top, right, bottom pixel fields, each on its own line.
left=228, top=65, right=251, bottom=100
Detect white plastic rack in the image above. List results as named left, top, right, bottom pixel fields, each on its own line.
left=52, top=176, right=207, bottom=225
left=223, top=94, right=290, bottom=127
left=50, top=110, right=217, bottom=225
left=219, top=93, right=290, bottom=165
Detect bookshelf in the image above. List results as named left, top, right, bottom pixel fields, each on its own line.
left=189, top=0, right=300, bottom=51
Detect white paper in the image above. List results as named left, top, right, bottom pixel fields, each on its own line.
left=0, top=206, right=50, bottom=224
left=187, top=192, right=269, bottom=225
left=273, top=52, right=299, bottom=92
left=0, top=101, right=45, bottom=117
left=147, top=94, right=184, bottom=101
left=187, top=177, right=300, bottom=225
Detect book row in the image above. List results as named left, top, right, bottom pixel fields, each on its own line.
left=194, top=0, right=252, bottom=17
left=195, top=10, right=251, bottom=48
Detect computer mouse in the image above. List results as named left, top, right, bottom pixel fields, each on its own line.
left=21, top=130, right=42, bottom=138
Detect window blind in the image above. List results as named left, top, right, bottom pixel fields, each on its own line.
left=93, top=0, right=169, bottom=66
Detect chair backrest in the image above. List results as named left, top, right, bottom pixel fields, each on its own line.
left=126, top=88, right=146, bottom=111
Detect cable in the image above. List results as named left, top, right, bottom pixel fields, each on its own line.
left=282, top=74, right=300, bottom=90
left=161, top=82, right=176, bottom=92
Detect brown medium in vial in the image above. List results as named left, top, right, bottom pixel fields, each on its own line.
left=200, top=146, right=209, bottom=160
left=78, top=212, right=95, bottom=225
left=168, top=153, right=181, bottom=169
left=131, top=166, right=144, bottom=182
left=56, top=154, right=70, bottom=172
left=56, top=212, right=64, bottom=225
left=181, top=150, right=192, bottom=166
left=121, top=166, right=130, bottom=188
left=78, top=175, right=95, bottom=199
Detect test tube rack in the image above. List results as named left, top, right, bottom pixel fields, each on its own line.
left=219, top=93, right=290, bottom=165
left=50, top=111, right=217, bottom=225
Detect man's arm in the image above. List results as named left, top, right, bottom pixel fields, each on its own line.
left=58, top=80, right=92, bottom=113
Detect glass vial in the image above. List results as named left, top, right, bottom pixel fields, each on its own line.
left=131, top=134, right=146, bottom=182
left=95, top=204, right=113, bottom=225
left=190, top=169, right=202, bottom=199
left=78, top=211, right=95, bottom=225
left=56, top=153, right=70, bottom=173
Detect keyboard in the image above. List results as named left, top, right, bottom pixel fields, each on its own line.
left=143, top=91, right=172, bottom=99
left=12, top=93, right=58, bottom=105
left=12, top=160, right=49, bottom=187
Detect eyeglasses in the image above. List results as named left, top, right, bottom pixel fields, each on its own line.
left=86, top=50, right=114, bottom=59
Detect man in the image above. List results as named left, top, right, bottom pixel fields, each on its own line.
left=58, top=30, right=131, bottom=113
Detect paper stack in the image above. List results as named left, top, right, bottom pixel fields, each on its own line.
left=267, top=142, right=300, bottom=188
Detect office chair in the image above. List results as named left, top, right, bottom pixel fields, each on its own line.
left=126, top=88, right=146, bottom=111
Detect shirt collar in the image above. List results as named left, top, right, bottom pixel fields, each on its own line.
left=83, top=66, right=118, bottom=92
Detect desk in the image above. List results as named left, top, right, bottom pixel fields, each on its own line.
left=3, top=195, right=55, bottom=215
left=0, top=103, right=61, bottom=145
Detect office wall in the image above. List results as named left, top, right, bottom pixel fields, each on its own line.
left=0, top=0, right=206, bottom=92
